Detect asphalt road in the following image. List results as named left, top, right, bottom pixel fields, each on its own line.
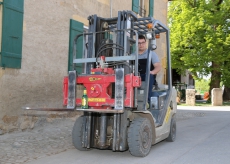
left=26, top=106, right=230, bottom=164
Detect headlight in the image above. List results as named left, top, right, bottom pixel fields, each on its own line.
left=146, top=32, right=152, bottom=39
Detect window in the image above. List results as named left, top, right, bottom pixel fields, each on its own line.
left=68, top=19, right=83, bottom=72
left=149, top=0, right=154, bottom=17
left=132, top=0, right=154, bottom=17
left=0, top=0, right=24, bottom=69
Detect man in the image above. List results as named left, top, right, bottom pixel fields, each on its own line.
left=137, top=35, right=161, bottom=106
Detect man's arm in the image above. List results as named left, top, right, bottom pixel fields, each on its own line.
left=150, top=62, right=161, bottom=75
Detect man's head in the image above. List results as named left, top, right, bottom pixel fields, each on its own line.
left=138, top=35, right=146, bottom=54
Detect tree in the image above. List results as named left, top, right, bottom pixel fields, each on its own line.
left=168, top=0, right=230, bottom=100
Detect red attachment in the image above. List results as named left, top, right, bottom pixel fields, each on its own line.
left=63, top=77, right=68, bottom=105
left=76, top=75, right=114, bottom=107
left=124, top=74, right=141, bottom=107
left=132, top=76, right=142, bottom=87
left=89, top=84, right=102, bottom=97
left=63, top=70, right=141, bottom=109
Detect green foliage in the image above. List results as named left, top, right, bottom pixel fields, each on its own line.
left=168, top=0, right=230, bottom=86
left=195, top=79, right=210, bottom=94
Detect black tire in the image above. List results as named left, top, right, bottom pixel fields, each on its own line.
left=72, top=116, right=89, bottom=151
left=166, top=115, right=176, bottom=142
left=128, top=117, right=153, bottom=157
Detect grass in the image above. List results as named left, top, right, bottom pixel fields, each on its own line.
left=178, top=101, right=230, bottom=106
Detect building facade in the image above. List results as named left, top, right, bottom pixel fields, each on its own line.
left=0, top=0, right=169, bottom=132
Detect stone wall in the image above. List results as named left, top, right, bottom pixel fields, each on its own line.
left=0, top=0, right=169, bottom=133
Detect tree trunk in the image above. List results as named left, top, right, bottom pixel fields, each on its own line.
left=223, top=86, right=230, bottom=101
left=208, top=61, right=221, bottom=102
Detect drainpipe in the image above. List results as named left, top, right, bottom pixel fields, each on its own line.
left=110, top=0, right=112, bottom=18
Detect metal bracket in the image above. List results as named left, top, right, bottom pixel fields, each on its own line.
left=67, top=71, right=76, bottom=109
left=114, top=68, right=124, bottom=110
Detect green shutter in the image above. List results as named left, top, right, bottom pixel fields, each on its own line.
left=0, top=0, right=24, bottom=69
left=132, top=0, right=139, bottom=13
left=149, top=0, right=154, bottom=17
left=68, top=19, right=83, bottom=72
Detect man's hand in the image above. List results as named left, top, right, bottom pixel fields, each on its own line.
left=150, top=62, right=161, bottom=75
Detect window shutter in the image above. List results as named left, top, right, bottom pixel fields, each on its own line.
left=68, top=19, right=83, bottom=72
left=132, top=0, right=139, bottom=13
left=0, top=0, right=24, bottom=69
left=149, top=0, right=154, bottom=17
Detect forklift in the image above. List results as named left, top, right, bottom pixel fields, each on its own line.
left=26, top=10, right=177, bottom=157
left=63, top=11, right=177, bottom=157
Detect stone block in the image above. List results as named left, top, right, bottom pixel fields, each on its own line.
left=186, top=89, right=196, bottom=106
left=212, top=88, right=223, bottom=106
left=2, top=115, right=18, bottom=125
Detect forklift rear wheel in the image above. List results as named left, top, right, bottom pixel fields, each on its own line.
left=128, top=117, right=152, bottom=157
left=72, top=116, right=89, bottom=151
left=166, top=115, right=176, bottom=142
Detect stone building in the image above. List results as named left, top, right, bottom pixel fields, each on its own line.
left=0, top=0, right=169, bottom=132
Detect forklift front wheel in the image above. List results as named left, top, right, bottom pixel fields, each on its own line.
left=128, top=117, right=152, bottom=157
left=166, top=114, right=176, bottom=142
left=72, top=116, right=90, bottom=151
